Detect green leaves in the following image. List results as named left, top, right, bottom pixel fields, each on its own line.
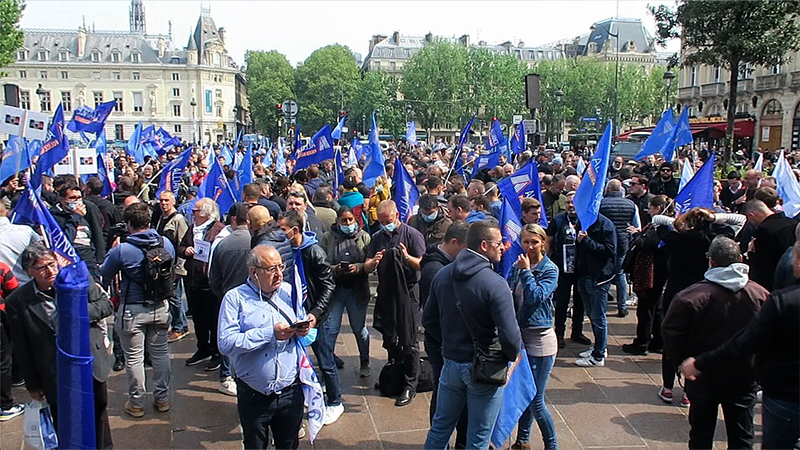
left=0, top=0, right=24, bottom=77
left=294, top=44, right=360, bottom=132
left=245, top=50, right=295, bottom=138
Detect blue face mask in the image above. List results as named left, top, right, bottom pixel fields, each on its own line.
left=298, top=327, right=317, bottom=347
left=422, top=211, right=438, bottom=223
left=382, top=222, right=398, bottom=233
left=339, top=223, right=357, bottom=235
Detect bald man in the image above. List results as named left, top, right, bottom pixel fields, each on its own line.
left=249, top=205, right=294, bottom=281
left=599, top=179, right=639, bottom=317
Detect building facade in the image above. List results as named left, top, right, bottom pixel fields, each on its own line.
left=2, top=0, right=242, bottom=145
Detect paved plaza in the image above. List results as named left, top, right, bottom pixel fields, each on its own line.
left=0, top=298, right=760, bottom=449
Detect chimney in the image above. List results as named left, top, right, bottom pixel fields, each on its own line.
left=392, top=31, right=400, bottom=44
left=369, top=34, right=386, bottom=53
left=218, top=27, right=226, bottom=46
left=459, top=34, right=470, bottom=47
left=518, top=40, right=524, bottom=48
left=479, top=40, right=487, bottom=46
left=158, top=36, right=165, bottom=58
left=77, top=25, right=87, bottom=58
left=424, top=32, right=433, bottom=44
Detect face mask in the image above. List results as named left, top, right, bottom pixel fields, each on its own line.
left=422, top=211, right=438, bottom=223
left=340, top=224, right=357, bottom=235
left=298, top=327, right=317, bottom=347
left=67, top=200, right=82, bottom=211
left=382, top=222, right=397, bottom=233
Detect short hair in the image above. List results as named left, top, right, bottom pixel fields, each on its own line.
left=247, top=245, right=276, bottom=269
left=307, top=166, right=320, bottom=179
left=243, top=183, right=261, bottom=200
left=336, top=205, right=354, bottom=218
left=448, top=194, right=470, bottom=211
left=631, top=174, right=649, bottom=185
left=471, top=195, right=490, bottom=211
left=279, top=209, right=304, bottom=230
left=708, top=236, right=742, bottom=267
left=22, top=242, right=54, bottom=271
left=466, top=220, right=500, bottom=252
left=444, top=220, right=469, bottom=244
left=418, top=194, right=438, bottom=211
left=159, top=190, right=176, bottom=201
left=194, top=198, right=220, bottom=221
left=425, top=176, right=443, bottom=192
left=287, top=190, right=307, bottom=204
left=754, top=186, right=779, bottom=209
left=727, top=170, right=741, bottom=180
left=606, top=179, right=623, bottom=193
left=124, top=202, right=152, bottom=229
left=468, top=180, right=486, bottom=196
left=314, top=185, right=333, bottom=202
left=118, top=176, right=135, bottom=192
left=57, top=178, right=80, bottom=198
left=232, top=202, right=251, bottom=225
left=521, top=197, right=541, bottom=213
left=376, top=200, right=397, bottom=215
left=85, top=177, right=103, bottom=195
left=742, top=199, right=771, bottom=215
left=247, top=205, right=271, bottom=229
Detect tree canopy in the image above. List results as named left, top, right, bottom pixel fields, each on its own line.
left=0, top=0, right=24, bottom=76
left=245, top=50, right=295, bottom=139
left=294, top=44, right=361, bottom=132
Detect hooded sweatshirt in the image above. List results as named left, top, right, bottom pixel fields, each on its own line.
left=101, top=229, right=175, bottom=305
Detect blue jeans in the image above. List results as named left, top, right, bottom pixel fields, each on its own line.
left=425, top=359, right=505, bottom=450
left=577, top=277, right=609, bottom=360
left=517, top=354, right=557, bottom=449
left=762, top=396, right=799, bottom=450
left=612, top=264, right=628, bottom=314
left=325, top=287, right=370, bottom=365
left=311, top=319, right=342, bottom=406
left=168, top=278, right=188, bottom=333
left=220, top=355, right=233, bottom=381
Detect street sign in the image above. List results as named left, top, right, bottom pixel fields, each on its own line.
left=282, top=99, right=299, bottom=118
left=580, top=116, right=599, bottom=122
left=512, top=115, right=523, bottom=125
left=522, top=119, right=537, bottom=132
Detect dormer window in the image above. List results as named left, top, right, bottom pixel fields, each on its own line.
left=111, top=51, right=121, bottom=63
left=37, top=50, right=47, bottom=61
left=91, top=51, right=101, bottom=62
left=131, top=52, right=140, bottom=63
left=59, top=50, right=68, bottom=61
left=17, top=50, right=26, bottom=61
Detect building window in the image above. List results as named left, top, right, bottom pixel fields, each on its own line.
left=115, top=124, right=124, bottom=141
left=60, top=71, right=68, bottom=80
left=93, top=91, right=104, bottom=106
left=214, top=52, right=221, bottom=67
left=133, top=92, right=143, bottom=112
left=739, top=63, right=751, bottom=79
left=174, top=124, right=182, bottom=133
left=173, top=104, right=182, bottom=117
left=20, top=91, right=30, bottom=110
left=59, top=51, right=68, bottom=61
left=91, top=51, right=101, bottom=62
left=390, top=61, right=396, bottom=71
left=40, top=91, right=51, bottom=112
left=38, top=50, right=47, bottom=61
left=772, top=65, right=781, bottom=75
left=132, top=72, right=140, bottom=80
left=17, top=50, right=25, bottom=61
left=113, top=92, right=123, bottom=111
left=172, top=88, right=180, bottom=97
left=373, top=61, right=381, bottom=70
left=19, top=70, right=26, bottom=79
left=172, top=72, right=180, bottom=81
left=215, top=89, right=222, bottom=99
left=40, top=71, right=47, bottom=79
left=113, top=72, right=121, bottom=80
left=714, top=66, right=721, bottom=83
left=61, top=91, right=72, bottom=112
left=216, top=105, right=222, bottom=117
left=131, top=53, right=140, bottom=63
left=690, top=67, right=697, bottom=86
left=111, top=52, right=120, bottom=63
left=205, top=90, right=212, bottom=113
left=92, top=71, right=101, bottom=80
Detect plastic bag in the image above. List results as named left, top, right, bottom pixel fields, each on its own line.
left=24, top=400, right=58, bottom=450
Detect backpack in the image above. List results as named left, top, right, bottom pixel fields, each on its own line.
left=128, top=238, right=175, bottom=303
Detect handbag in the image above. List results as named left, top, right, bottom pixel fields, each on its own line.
left=24, top=400, right=58, bottom=450
left=455, top=300, right=509, bottom=386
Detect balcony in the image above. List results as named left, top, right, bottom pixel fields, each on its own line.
left=755, top=73, right=787, bottom=91
left=678, top=86, right=700, bottom=99
left=728, top=78, right=754, bottom=93
left=700, top=83, right=725, bottom=97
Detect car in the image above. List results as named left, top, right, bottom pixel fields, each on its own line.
left=611, top=141, right=643, bottom=161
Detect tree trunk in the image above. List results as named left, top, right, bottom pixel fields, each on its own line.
left=725, top=57, right=740, bottom=171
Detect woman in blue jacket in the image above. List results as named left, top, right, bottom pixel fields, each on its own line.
left=507, top=223, right=560, bottom=450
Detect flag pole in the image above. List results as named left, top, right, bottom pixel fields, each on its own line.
left=136, top=165, right=165, bottom=199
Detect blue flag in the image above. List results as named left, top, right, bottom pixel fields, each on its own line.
left=32, top=104, right=70, bottom=190
left=773, top=150, right=800, bottom=217
left=67, top=100, right=115, bottom=135
left=574, top=121, right=612, bottom=229
left=474, top=150, right=501, bottom=174
left=13, top=182, right=80, bottom=267
left=497, top=160, right=547, bottom=227
left=140, top=124, right=158, bottom=160
left=665, top=107, right=693, bottom=162
left=95, top=135, right=113, bottom=197
left=674, top=153, right=714, bottom=215
left=450, top=115, right=476, bottom=180
left=346, top=146, right=358, bottom=167
left=127, top=122, right=145, bottom=164
left=236, top=143, right=254, bottom=196
left=363, top=113, right=386, bottom=188
left=154, top=127, right=180, bottom=155
left=157, top=147, right=192, bottom=198
left=220, top=144, right=234, bottom=167
left=635, top=109, right=675, bottom=161
left=490, top=352, right=537, bottom=448
left=352, top=137, right=367, bottom=161
left=199, top=158, right=237, bottom=214
left=27, top=139, right=43, bottom=159
left=406, top=121, right=418, bottom=145
left=576, top=156, right=587, bottom=175
left=0, top=135, right=32, bottom=184
left=276, top=140, right=287, bottom=176
left=487, top=118, right=508, bottom=154
left=496, top=196, right=524, bottom=279
left=510, top=121, right=526, bottom=155
left=264, top=145, right=273, bottom=167
left=293, top=124, right=334, bottom=173
left=393, top=159, right=419, bottom=223
left=332, top=115, right=347, bottom=140
left=333, top=149, right=344, bottom=194
left=233, top=129, right=243, bottom=152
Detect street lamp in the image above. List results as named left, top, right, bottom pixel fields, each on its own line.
left=362, top=114, right=366, bottom=136
left=663, top=70, right=675, bottom=110
left=190, top=98, right=197, bottom=144
left=36, top=83, right=47, bottom=111
left=555, top=89, right=564, bottom=142
left=591, top=22, right=620, bottom=137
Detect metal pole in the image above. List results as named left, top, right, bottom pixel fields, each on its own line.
left=614, top=33, right=619, bottom=137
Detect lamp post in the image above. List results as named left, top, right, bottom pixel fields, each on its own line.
left=555, top=89, right=564, bottom=142
left=190, top=98, right=197, bottom=144
left=663, top=70, right=675, bottom=111
left=36, top=83, right=47, bottom=111
left=362, top=114, right=366, bottom=136
left=592, top=22, right=620, bottom=137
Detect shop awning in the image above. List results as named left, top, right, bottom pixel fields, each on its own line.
left=617, top=118, right=755, bottom=141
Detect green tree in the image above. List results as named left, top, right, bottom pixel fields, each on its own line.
left=245, top=50, right=294, bottom=138
left=0, top=0, right=24, bottom=76
left=464, top=47, right=527, bottom=127
left=649, top=0, right=800, bottom=168
left=294, top=44, right=360, bottom=133
left=348, top=71, right=402, bottom=139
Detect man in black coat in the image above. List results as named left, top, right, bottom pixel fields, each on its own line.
left=648, top=162, right=679, bottom=199
left=6, top=243, right=114, bottom=448
left=50, top=178, right=106, bottom=281
left=84, top=177, right=122, bottom=251
left=248, top=205, right=294, bottom=280
left=742, top=199, right=798, bottom=291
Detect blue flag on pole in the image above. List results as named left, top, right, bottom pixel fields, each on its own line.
left=31, top=106, right=70, bottom=189
left=497, top=159, right=547, bottom=227
left=0, top=135, right=32, bottom=184
left=487, top=118, right=508, bottom=154
left=67, top=100, right=115, bottom=135
left=220, top=144, right=234, bottom=167
left=236, top=143, right=254, bottom=196
left=665, top=107, right=693, bottom=162
left=96, top=145, right=113, bottom=197
left=510, top=121, right=526, bottom=155
left=293, top=124, right=334, bottom=173
left=406, top=121, right=418, bottom=145
left=276, top=140, right=287, bottom=176
left=264, top=145, right=273, bottom=168
left=674, top=153, right=715, bottom=215
left=772, top=150, right=800, bottom=217
left=13, top=182, right=81, bottom=267
left=363, top=113, right=386, bottom=188
left=352, top=137, right=367, bottom=161
left=154, top=127, right=180, bottom=155
left=140, top=125, right=158, bottom=159
left=490, top=352, right=537, bottom=448
left=474, top=150, right=501, bottom=175
left=576, top=156, right=587, bottom=175
left=678, top=158, right=695, bottom=192
left=496, top=196, right=524, bottom=279
left=346, top=146, right=358, bottom=167
left=127, top=122, right=145, bottom=164
left=157, top=147, right=193, bottom=197
left=332, top=115, right=347, bottom=140
left=574, top=121, right=612, bottom=229
left=199, top=158, right=237, bottom=214
left=451, top=115, right=476, bottom=180
left=393, top=158, right=419, bottom=223
left=635, top=109, right=675, bottom=161
left=333, top=149, right=344, bottom=194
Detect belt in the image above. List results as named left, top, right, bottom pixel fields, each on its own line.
left=235, top=377, right=301, bottom=398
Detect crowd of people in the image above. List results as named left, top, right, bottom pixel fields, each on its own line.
left=0, top=136, right=797, bottom=450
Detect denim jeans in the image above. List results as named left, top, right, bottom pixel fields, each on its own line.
left=311, top=318, right=342, bottom=406
left=517, top=354, right=557, bottom=449
left=612, top=267, right=628, bottom=314
left=325, top=287, right=370, bottom=365
left=577, top=277, right=609, bottom=360
left=425, top=359, right=505, bottom=450
left=762, top=396, right=799, bottom=450
left=168, top=278, right=188, bottom=333
left=220, top=355, right=233, bottom=381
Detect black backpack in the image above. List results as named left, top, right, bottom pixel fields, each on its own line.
left=128, top=239, right=175, bottom=303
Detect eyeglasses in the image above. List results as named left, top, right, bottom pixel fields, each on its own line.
left=483, top=240, right=503, bottom=249
left=660, top=168, right=672, bottom=172
left=254, top=263, right=286, bottom=275
left=32, top=261, right=58, bottom=272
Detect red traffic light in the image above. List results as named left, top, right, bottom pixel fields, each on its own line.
left=276, top=103, right=283, bottom=110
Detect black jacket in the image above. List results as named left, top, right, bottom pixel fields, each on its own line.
left=627, top=192, right=654, bottom=226
left=422, top=249, right=521, bottom=364
left=50, top=201, right=106, bottom=264
left=600, top=191, right=637, bottom=257
left=86, top=194, right=122, bottom=250
left=209, top=227, right=252, bottom=298
left=649, top=176, right=679, bottom=199
left=419, top=244, right=454, bottom=308
left=296, top=234, right=335, bottom=322
left=251, top=221, right=294, bottom=281
left=749, top=212, right=797, bottom=291
left=576, top=214, right=617, bottom=283
left=375, top=247, right=419, bottom=351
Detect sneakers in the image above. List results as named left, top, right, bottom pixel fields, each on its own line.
left=621, top=343, right=648, bottom=356
left=11, top=378, right=25, bottom=387
left=680, top=394, right=690, bottom=408
left=154, top=400, right=170, bottom=413
left=204, top=355, right=222, bottom=371
left=570, top=334, right=592, bottom=346
left=0, top=404, right=25, bottom=421
left=334, top=355, right=345, bottom=369
left=323, top=403, right=344, bottom=426
left=124, top=401, right=145, bottom=418
left=359, top=363, right=371, bottom=378
left=219, top=377, right=237, bottom=397
left=617, top=310, right=629, bottom=318
left=575, top=356, right=605, bottom=367
left=186, top=351, right=212, bottom=366
left=658, top=387, right=674, bottom=403
left=168, top=330, right=189, bottom=343
left=579, top=348, right=607, bottom=359
left=298, top=424, right=306, bottom=439
left=511, top=441, right=532, bottom=450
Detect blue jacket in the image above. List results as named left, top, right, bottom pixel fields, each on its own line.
left=507, top=255, right=559, bottom=329
left=101, top=229, right=175, bottom=304
left=465, top=210, right=487, bottom=223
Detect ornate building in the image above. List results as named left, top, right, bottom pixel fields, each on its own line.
left=2, top=0, right=246, bottom=144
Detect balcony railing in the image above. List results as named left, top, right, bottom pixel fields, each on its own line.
left=678, top=86, right=700, bottom=99
left=700, top=83, right=725, bottom=96
left=728, top=78, right=754, bottom=93
left=755, top=74, right=787, bottom=91
left=791, top=71, right=800, bottom=88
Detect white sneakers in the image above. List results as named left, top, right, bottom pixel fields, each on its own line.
left=218, top=377, right=237, bottom=397
left=323, top=403, right=345, bottom=426
left=578, top=348, right=607, bottom=359
left=575, top=356, right=605, bottom=367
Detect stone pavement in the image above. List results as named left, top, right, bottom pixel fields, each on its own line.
left=1, top=298, right=761, bottom=449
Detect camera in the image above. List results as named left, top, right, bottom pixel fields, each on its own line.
left=110, top=222, right=129, bottom=243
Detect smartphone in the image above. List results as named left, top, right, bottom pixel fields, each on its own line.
left=339, top=262, right=351, bottom=270
left=290, top=319, right=312, bottom=329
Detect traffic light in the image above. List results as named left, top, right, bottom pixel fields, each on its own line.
left=339, top=110, right=348, bottom=119
left=275, top=103, right=283, bottom=117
